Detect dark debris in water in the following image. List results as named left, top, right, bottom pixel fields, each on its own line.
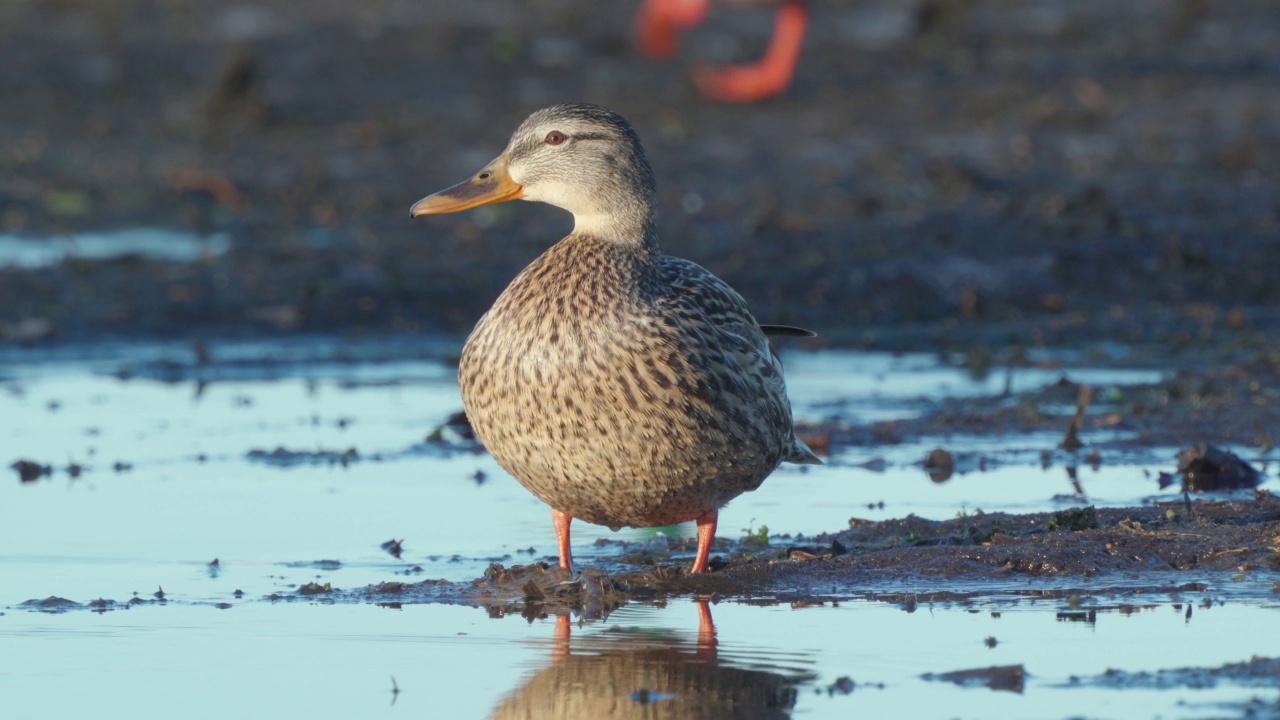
left=19, top=596, right=81, bottom=612
left=381, top=538, right=404, bottom=559
left=1063, top=656, right=1280, bottom=690
left=245, top=426, right=484, bottom=469
left=426, top=411, right=475, bottom=442
left=1175, top=443, right=1262, bottom=492
left=923, top=664, right=1025, bottom=694
left=297, top=582, right=334, bottom=595
left=11, top=459, right=51, bottom=483
left=923, top=448, right=955, bottom=483
left=246, top=446, right=359, bottom=468
left=283, top=559, right=342, bottom=570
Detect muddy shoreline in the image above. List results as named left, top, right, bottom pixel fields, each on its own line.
left=15, top=492, right=1278, bottom=617
left=339, top=492, right=1280, bottom=615
left=7, top=331, right=1280, bottom=614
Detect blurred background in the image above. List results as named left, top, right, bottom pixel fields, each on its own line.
left=1, top=0, right=1277, bottom=349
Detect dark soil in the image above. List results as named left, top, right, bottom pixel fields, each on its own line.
left=320, top=490, right=1280, bottom=618
left=2, top=0, right=1279, bottom=351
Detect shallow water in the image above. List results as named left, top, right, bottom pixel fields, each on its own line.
left=2, top=339, right=1276, bottom=719
left=4, top=594, right=1277, bottom=718
left=0, top=229, right=231, bottom=268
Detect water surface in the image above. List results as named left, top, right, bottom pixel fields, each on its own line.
left=2, top=339, right=1275, bottom=719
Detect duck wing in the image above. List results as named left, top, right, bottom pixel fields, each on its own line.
left=657, top=256, right=821, bottom=465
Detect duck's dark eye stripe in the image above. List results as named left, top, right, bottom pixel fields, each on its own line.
left=571, top=133, right=610, bottom=142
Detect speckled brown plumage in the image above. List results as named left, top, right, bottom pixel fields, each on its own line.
left=412, top=103, right=819, bottom=572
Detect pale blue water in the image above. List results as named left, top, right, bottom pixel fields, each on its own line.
left=1, top=339, right=1275, bottom=719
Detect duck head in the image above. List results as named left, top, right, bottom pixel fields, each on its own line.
left=411, top=104, right=657, bottom=241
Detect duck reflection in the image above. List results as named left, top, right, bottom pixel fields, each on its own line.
left=488, top=601, right=809, bottom=719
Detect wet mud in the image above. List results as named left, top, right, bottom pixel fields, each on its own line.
left=799, top=347, right=1280, bottom=473
left=60, top=489, right=1261, bottom=620
left=446, top=491, right=1280, bottom=617
left=17, top=490, right=1277, bottom=619
left=1064, top=656, right=1280, bottom=691
left=2, top=1, right=1279, bottom=350
left=1063, top=657, right=1280, bottom=719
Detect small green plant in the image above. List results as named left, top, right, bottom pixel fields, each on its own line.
left=900, top=529, right=928, bottom=546
left=741, top=519, right=770, bottom=547
left=1046, top=506, right=1099, bottom=532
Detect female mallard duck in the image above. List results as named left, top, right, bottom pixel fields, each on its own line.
left=411, top=104, right=819, bottom=574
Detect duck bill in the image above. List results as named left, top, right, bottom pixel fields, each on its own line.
left=410, top=156, right=524, bottom=216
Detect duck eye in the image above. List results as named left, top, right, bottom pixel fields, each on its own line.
left=545, top=130, right=566, bottom=146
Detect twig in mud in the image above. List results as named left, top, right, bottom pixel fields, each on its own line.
left=1061, top=384, right=1093, bottom=451
left=1208, top=547, right=1250, bottom=558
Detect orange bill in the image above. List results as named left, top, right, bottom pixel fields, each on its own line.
left=410, top=155, right=524, bottom=216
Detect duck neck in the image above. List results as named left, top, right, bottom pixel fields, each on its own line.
left=571, top=207, right=658, bottom=253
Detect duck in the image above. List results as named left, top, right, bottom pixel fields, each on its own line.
left=634, top=0, right=808, bottom=102
left=411, top=103, right=820, bottom=574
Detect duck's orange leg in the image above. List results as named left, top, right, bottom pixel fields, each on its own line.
left=635, top=0, right=710, bottom=58
left=689, top=508, right=718, bottom=574
left=553, top=508, right=574, bottom=571
left=693, top=0, right=808, bottom=102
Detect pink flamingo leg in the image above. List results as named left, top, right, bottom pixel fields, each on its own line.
left=694, top=1, right=808, bottom=102
left=635, top=0, right=710, bottom=57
